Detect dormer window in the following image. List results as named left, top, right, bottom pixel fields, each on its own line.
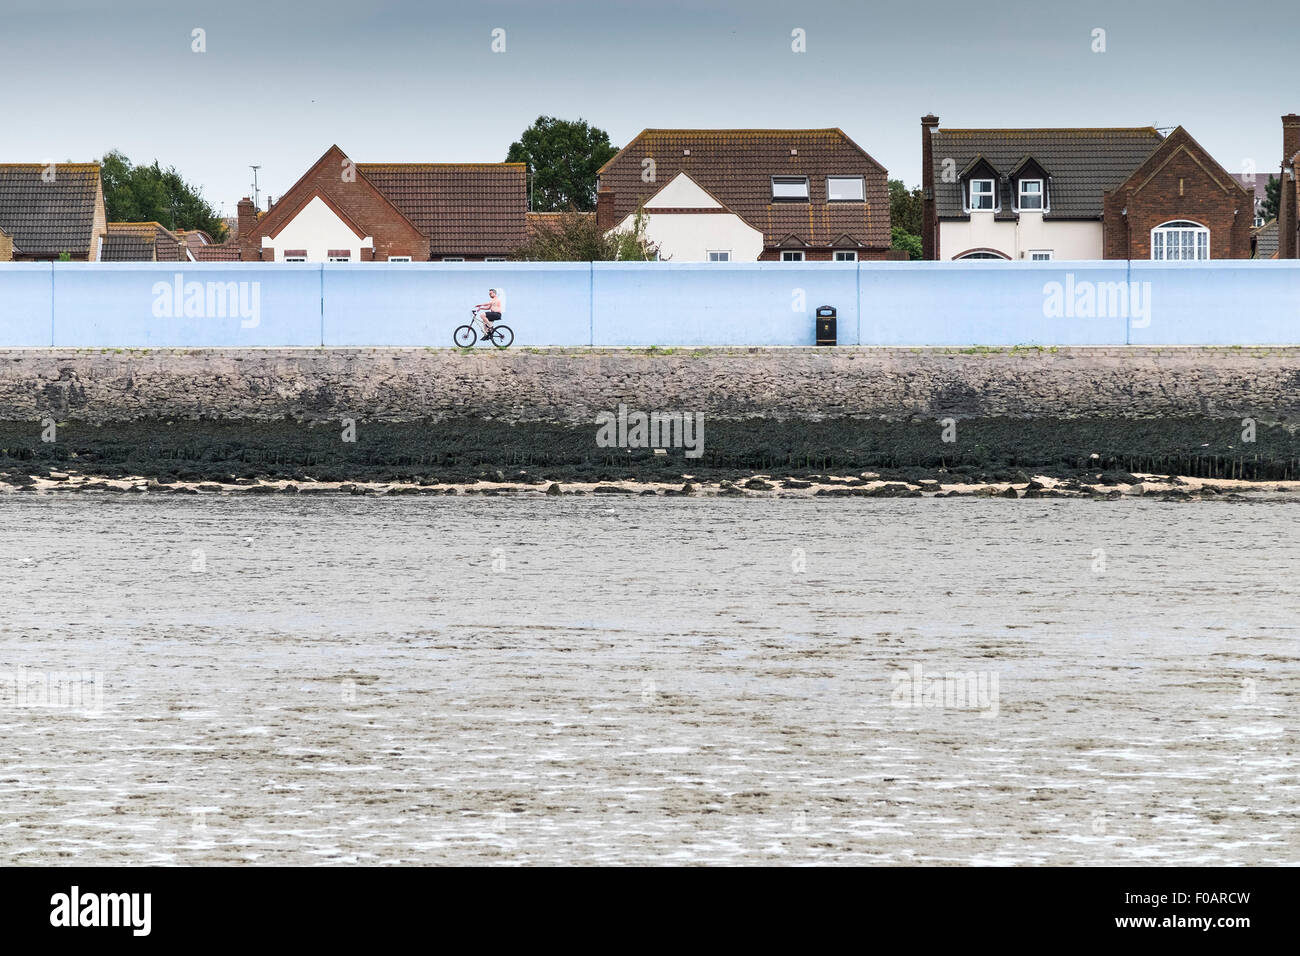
left=969, top=179, right=995, bottom=211
left=1018, top=179, right=1044, bottom=210
left=827, top=176, right=864, bottom=201
left=772, top=176, right=809, bottom=201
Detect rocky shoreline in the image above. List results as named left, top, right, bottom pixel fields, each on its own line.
left=3, top=468, right=1296, bottom=501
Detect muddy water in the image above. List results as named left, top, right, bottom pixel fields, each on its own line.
left=0, top=495, right=1296, bottom=865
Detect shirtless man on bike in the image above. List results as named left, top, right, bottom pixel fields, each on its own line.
left=474, top=289, right=504, bottom=340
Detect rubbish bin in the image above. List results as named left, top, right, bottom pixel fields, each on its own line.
left=815, top=305, right=837, bottom=346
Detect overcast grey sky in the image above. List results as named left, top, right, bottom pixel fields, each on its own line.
left=2, top=0, right=1296, bottom=215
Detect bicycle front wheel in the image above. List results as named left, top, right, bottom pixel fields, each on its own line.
left=491, top=324, right=514, bottom=348
left=453, top=325, right=477, bottom=348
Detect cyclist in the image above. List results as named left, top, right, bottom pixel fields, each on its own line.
left=474, top=288, right=504, bottom=340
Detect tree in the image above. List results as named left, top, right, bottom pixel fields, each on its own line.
left=100, top=150, right=227, bottom=240
left=505, top=117, right=618, bottom=212
left=512, top=208, right=659, bottom=261
left=890, top=226, right=922, bottom=261
left=888, top=178, right=922, bottom=235
left=1261, top=174, right=1280, bottom=222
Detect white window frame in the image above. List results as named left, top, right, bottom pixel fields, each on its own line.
left=833, top=250, right=857, bottom=261
left=707, top=250, right=731, bottom=262
left=1017, top=178, right=1044, bottom=211
left=968, top=178, right=996, bottom=212
left=283, top=255, right=307, bottom=263
left=826, top=176, right=865, bottom=202
left=484, top=256, right=507, bottom=262
left=387, top=256, right=412, bottom=262
left=442, top=256, right=465, bottom=262
left=1151, top=220, right=1210, bottom=261
left=781, top=250, right=805, bottom=262
left=772, top=176, right=810, bottom=201
left=1028, top=250, right=1053, bottom=261
left=328, top=254, right=351, bottom=263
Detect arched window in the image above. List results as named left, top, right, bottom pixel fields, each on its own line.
left=1151, top=220, right=1209, bottom=260
left=953, top=248, right=1010, bottom=260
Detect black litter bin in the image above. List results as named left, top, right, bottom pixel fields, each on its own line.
left=815, top=305, right=837, bottom=346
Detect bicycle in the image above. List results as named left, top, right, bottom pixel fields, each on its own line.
left=453, top=309, right=513, bottom=348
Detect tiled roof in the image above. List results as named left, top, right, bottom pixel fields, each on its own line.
left=101, top=221, right=190, bottom=261
left=175, top=228, right=214, bottom=246
left=597, top=129, right=890, bottom=249
left=357, top=163, right=527, bottom=256
left=0, top=163, right=101, bottom=257
left=188, top=243, right=242, bottom=261
left=929, top=128, right=1165, bottom=220
left=525, top=210, right=592, bottom=240
left=1253, top=219, right=1279, bottom=259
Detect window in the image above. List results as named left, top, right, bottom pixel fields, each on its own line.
left=485, top=256, right=507, bottom=262
left=772, top=176, right=809, bottom=201
left=827, top=176, right=865, bottom=202
left=955, top=251, right=1007, bottom=260
left=1029, top=250, right=1053, bottom=261
left=1018, top=179, right=1044, bottom=211
left=969, top=179, right=995, bottom=211
left=283, top=249, right=307, bottom=262
left=442, top=257, right=465, bottom=262
left=1151, top=220, right=1209, bottom=261
left=387, top=256, right=412, bottom=262
left=781, top=251, right=805, bottom=262
left=707, top=250, right=731, bottom=262
left=833, top=250, right=857, bottom=262
left=328, top=253, right=351, bottom=263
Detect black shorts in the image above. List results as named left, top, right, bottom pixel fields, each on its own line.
left=485, top=311, right=502, bottom=321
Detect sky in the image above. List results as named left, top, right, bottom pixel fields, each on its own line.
left=2, top=0, right=1297, bottom=216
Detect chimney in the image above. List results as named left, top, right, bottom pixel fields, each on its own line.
left=921, top=114, right=940, bottom=260
left=236, top=196, right=259, bottom=260
left=1281, top=114, right=1300, bottom=259
left=596, top=182, right=615, bottom=231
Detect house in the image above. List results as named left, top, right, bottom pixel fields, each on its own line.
left=99, top=221, right=193, bottom=262
left=234, top=145, right=527, bottom=262
left=595, top=129, right=891, bottom=261
left=921, top=116, right=1252, bottom=260
left=1252, top=220, right=1278, bottom=259
left=1278, top=114, right=1299, bottom=259
left=1232, top=173, right=1270, bottom=227
left=0, top=162, right=106, bottom=260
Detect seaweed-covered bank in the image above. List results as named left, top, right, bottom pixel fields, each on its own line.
left=2, top=346, right=1300, bottom=491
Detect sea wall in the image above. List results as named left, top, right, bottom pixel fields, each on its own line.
left=2, top=346, right=1298, bottom=424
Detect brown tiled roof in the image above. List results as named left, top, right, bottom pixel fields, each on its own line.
left=929, top=128, right=1165, bottom=220
left=525, top=210, right=593, bottom=240
left=188, top=242, right=242, bottom=261
left=0, top=163, right=101, bottom=257
left=596, top=129, right=890, bottom=249
left=357, top=163, right=527, bottom=256
left=1253, top=219, right=1279, bottom=259
left=175, top=228, right=214, bottom=246
left=101, top=221, right=191, bottom=261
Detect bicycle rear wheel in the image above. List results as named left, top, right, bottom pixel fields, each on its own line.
left=491, top=324, right=514, bottom=348
left=453, top=325, right=477, bottom=348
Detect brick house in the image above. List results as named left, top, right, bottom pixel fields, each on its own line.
left=595, top=129, right=891, bottom=261
left=1278, top=114, right=1299, bottom=259
left=0, top=163, right=106, bottom=261
left=921, top=117, right=1252, bottom=260
left=233, top=145, right=526, bottom=262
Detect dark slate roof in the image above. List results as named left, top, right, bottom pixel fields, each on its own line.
left=930, top=128, right=1164, bottom=220
left=101, top=222, right=190, bottom=261
left=1253, top=219, right=1278, bottom=259
left=357, top=163, right=527, bottom=256
left=0, top=163, right=101, bottom=257
left=597, top=129, right=890, bottom=249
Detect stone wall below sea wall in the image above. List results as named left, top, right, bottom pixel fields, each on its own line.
left=1, top=346, right=1299, bottom=425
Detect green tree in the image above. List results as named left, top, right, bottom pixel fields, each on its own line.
left=505, top=116, right=619, bottom=212
left=890, top=225, right=922, bottom=261
left=100, top=150, right=227, bottom=240
left=1261, top=174, right=1280, bottom=222
left=512, top=208, right=659, bottom=261
left=888, top=178, right=922, bottom=235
